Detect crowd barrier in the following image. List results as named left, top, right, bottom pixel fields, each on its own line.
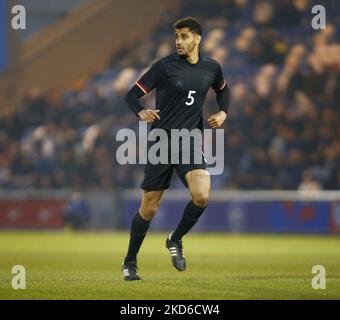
left=1, top=190, right=339, bottom=233
left=121, top=190, right=340, bottom=234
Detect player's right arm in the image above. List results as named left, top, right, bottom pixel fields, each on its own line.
left=125, top=86, right=160, bottom=122
left=125, top=60, right=165, bottom=122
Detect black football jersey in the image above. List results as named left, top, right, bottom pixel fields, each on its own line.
left=135, top=53, right=226, bottom=131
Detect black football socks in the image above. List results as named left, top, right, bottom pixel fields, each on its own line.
left=124, top=211, right=150, bottom=264
left=171, top=200, right=206, bottom=242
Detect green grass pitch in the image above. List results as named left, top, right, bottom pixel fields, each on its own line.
left=0, top=231, right=339, bottom=300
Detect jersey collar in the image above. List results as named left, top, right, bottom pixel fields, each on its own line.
left=177, top=52, right=201, bottom=65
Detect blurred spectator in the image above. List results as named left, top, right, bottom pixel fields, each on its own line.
left=273, top=0, right=304, bottom=27
left=63, top=192, right=91, bottom=230
left=247, top=29, right=288, bottom=65
left=298, top=170, right=322, bottom=191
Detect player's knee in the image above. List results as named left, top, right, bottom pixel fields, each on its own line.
left=192, top=192, right=209, bottom=208
left=150, top=202, right=161, bottom=215
left=140, top=202, right=160, bottom=220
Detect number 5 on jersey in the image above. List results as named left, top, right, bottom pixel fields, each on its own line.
left=185, top=90, right=196, bottom=106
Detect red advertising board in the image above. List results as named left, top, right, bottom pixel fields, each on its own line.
left=330, top=202, right=340, bottom=233
left=0, top=199, right=66, bottom=228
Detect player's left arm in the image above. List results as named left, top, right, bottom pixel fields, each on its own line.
left=208, top=63, right=230, bottom=129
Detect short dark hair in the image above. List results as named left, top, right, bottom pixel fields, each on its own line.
left=174, top=16, right=202, bottom=35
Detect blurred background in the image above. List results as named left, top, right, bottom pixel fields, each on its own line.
left=0, top=0, right=339, bottom=233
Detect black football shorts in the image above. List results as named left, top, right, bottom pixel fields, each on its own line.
left=141, top=130, right=208, bottom=191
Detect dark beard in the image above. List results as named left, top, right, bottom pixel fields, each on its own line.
left=177, top=52, right=188, bottom=58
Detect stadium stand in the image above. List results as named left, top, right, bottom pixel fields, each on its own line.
left=0, top=0, right=339, bottom=191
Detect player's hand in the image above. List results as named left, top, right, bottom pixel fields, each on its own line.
left=138, top=109, right=160, bottom=122
left=207, top=111, right=227, bottom=128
